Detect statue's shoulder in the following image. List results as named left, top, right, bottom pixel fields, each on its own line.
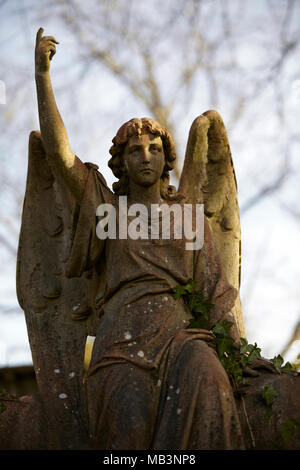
left=83, top=161, right=117, bottom=203
left=84, top=161, right=105, bottom=184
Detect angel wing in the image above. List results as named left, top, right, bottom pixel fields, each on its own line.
left=16, top=131, right=101, bottom=449
left=179, top=110, right=245, bottom=338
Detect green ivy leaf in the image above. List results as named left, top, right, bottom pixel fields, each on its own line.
left=173, top=282, right=212, bottom=330
left=221, top=355, right=244, bottom=383
left=212, top=320, right=233, bottom=338
left=281, top=361, right=293, bottom=374
left=262, top=384, right=278, bottom=407
left=247, top=344, right=261, bottom=363
left=262, top=384, right=279, bottom=422
left=188, top=316, right=210, bottom=330
left=281, top=419, right=300, bottom=444
left=215, top=336, right=235, bottom=357
left=269, top=355, right=294, bottom=375
left=239, top=338, right=250, bottom=355
left=271, top=355, right=284, bottom=373
left=172, top=286, right=187, bottom=300
left=172, top=281, right=197, bottom=299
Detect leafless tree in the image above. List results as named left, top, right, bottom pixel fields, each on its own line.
left=0, top=0, right=300, bottom=364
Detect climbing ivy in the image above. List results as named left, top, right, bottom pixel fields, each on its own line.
left=262, top=384, right=279, bottom=422
left=173, top=281, right=298, bottom=444
left=281, top=419, right=300, bottom=444
left=173, top=281, right=212, bottom=330
left=172, top=281, right=295, bottom=385
left=270, top=355, right=293, bottom=375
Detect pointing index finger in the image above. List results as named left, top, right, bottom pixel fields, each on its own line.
left=36, top=27, right=44, bottom=43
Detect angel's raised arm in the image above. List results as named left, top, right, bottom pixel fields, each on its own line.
left=35, top=27, right=88, bottom=202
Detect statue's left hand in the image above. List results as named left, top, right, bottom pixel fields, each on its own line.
left=243, top=358, right=279, bottom=377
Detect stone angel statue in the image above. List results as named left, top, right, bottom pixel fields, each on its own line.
left=16, top=28, right=247, bottom=450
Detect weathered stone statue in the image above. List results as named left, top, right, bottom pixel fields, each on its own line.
left=0, top=29, right=299, bottom=451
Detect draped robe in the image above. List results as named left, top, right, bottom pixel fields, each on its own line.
left=66, top=164, right=245, bottom=450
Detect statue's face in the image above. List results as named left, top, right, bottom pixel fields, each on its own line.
left=123, top=133, right=165, bottom=187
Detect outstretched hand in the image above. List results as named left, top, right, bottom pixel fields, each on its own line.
left=242, top=357, right=279, bottom=377
left=35, top=27, right=59, bottom=74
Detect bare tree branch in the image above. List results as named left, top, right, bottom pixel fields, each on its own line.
left=280, top=319, right=300, bottom=357
left=240, top=162, right=289, bottom=213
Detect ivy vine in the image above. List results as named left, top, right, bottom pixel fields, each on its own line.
left=172, top=281, right=295, bottom=386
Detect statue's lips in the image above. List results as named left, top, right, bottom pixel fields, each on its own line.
left=139, top=168, right=154, bottom=173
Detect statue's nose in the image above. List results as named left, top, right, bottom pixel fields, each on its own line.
left=142, top=148, right=151, bottom=163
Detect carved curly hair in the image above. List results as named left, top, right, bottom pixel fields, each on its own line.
left=108, top=117, right=178, bottom=199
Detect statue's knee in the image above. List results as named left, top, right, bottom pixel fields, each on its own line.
left=175, top=339, right=229, bottom=385
left=179, top=339, right=217, bottom=366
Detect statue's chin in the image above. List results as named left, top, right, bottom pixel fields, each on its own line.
left=134, top=174, right=160, bottom=188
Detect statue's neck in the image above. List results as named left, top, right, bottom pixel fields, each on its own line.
left=127, top=182, right=162, bottom=209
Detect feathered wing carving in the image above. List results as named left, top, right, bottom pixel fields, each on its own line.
left=16, top=131, right=100, bottom=449
left=179, top=110, right=245, bottom=338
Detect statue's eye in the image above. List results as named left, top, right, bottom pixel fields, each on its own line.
left=128, top=146, right=140, bottom=154
left=150, top=145, right=161, bottom=153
